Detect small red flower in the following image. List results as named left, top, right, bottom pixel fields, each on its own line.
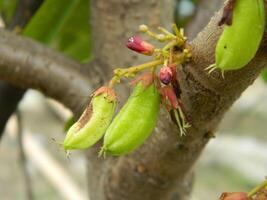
left=159, top=66, right=173, bottom=85
left=219, top=192, right=250, bottom=200
left=126, top=36, right=155, bottom=55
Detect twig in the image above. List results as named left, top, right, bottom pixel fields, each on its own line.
left=0, top=29, right=91, bottom=113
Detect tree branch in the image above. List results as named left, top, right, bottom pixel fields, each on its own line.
left=0, top=1, right=266, bottom=199
left=0, top=0, right=44, bottom=139
left=86, top=2, right=267, bottom=200
left=0, top=29, right=93, bottom=114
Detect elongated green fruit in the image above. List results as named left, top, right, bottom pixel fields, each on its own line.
left=64, top=87, right=117, bottom=150
left=102, top=74, right=160, bottom=156
left=215, top=0, right=265, bottom=70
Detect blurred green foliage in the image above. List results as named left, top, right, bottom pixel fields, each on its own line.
left=53, top=0, right=91, bottom=62
left=23, top=0, right=79, bottom=44
left=261, top=67, right=267, bottom=83
left=0, top=0, right=18, bottom=23
left=0, top=0, right=91, bottom=62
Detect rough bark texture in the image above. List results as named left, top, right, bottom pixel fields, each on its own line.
left=0, top=0, right=267, bottom=200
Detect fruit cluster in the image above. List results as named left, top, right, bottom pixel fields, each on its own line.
left=63, top=24, right=191, bottom=156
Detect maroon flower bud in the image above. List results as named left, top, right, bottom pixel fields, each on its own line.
left=126, top=36, right=155, bottom=55
left=159, top=66, right=173, bottom=85
left=219, top=192, right=250, bottom=200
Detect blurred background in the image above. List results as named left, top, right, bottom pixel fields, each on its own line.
left=0, top=0, right=266, bottom=199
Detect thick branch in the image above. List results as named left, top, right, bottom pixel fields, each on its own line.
left=0, top=1, right=266, bottom=199
left=0, top=28, right=93, bottom=114
left=0, top=0, right=44, bottom=139
left=87, top=2, right=267, bottom=200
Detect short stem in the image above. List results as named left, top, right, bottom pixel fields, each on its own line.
left=162, top=40, right=178, bottom=52
left=173, top=52, right=187, bottom=64
left=172, top=23, right=183, bottom=38
left=158, top=27, right=176, bottom=38
left=110, top=59, right=163, bottom=87
left=114, top=59, right=163, bottom=76
left=247, top=178, right=267, bottom=197
left=108, top=76, right=119, bottom=88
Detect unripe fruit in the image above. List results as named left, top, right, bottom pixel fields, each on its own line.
left=101, top=73, right=160, bottom=156
left=215, top=0, right=265, bottom=71
left=64, top=87, right=117, bottom=150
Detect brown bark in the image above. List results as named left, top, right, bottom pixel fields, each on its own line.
left=0, top=1, right=266, bottom=200
left=0, top=29, right=93, bottom=114
left=86, top=1, right=267, bottom=200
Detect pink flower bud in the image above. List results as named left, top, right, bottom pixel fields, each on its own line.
left=219, top=192, right=250, bottom=200
left=159, top=66, right=173, bottom=85
left=126, top=36, right=154, bottom=55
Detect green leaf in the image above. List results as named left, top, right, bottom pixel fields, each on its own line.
left=0, top=0, right=18, bottom=23
left=261, top=67, right=267, bottom=83
left=53, top=0, right=91, bottom=62
left=23, top=0, right=79, bottom=44
left=23, top=0, right=91, bottom=62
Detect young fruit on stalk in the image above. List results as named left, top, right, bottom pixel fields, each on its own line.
left=101, top=73, right=160, bottom=156
left=207, top=0, right=265, bottom=73
left=63, top=87, right=117, bottom=150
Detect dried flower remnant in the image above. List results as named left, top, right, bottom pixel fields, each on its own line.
left=219, top=192, right=250, bottom=200
left=160, top=86, right=190, bottom=136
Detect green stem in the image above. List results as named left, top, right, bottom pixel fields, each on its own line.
left=158, top=27, right=176, bottom=38
left=109, top=59, right=163, bottom=87
left=114, top=59, right=163, bottom=76
left=108, top=76, right=119, bottom=88
left=162, top=40, right=178, bottom=52
left=247, top=178, right=267, bottom=197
